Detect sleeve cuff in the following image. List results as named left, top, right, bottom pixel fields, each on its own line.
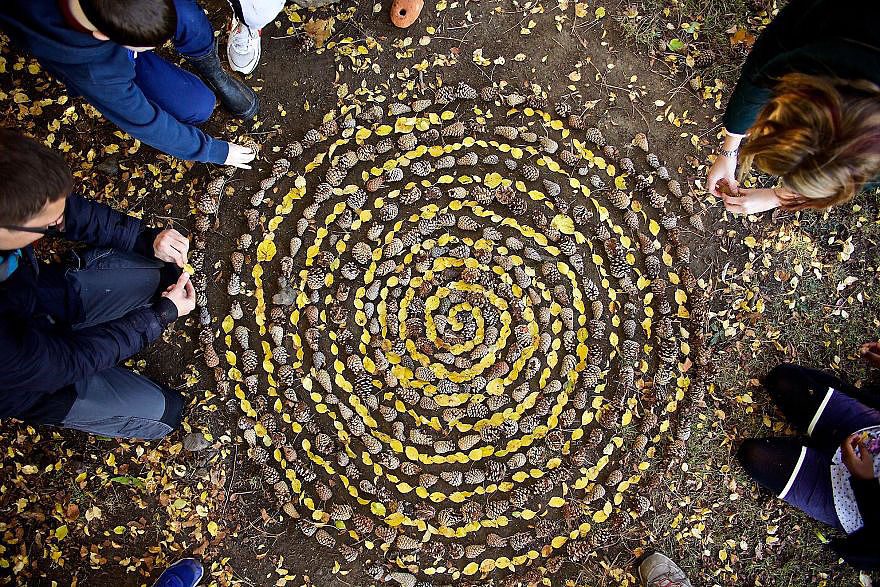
left=152, top=297, right=179, bottom=328
left=208, top=139, right=230, bottom=165
left=133, top=226, right=162, bottom=258
left=722, top=127, right=747, bottom=138
left=850, top=477, right=880, bottom=491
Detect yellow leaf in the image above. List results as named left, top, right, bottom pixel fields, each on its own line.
left=56, top=525, right=68, bottom=540
left=386, top=512, right=405, bottom=527
left=552, top=214, right=575, bottom=234
left=485, top=172, right=503, bottom=189
left=257, top=239, right=277, bottom=262
left=207, top=521, right=219, bottom=536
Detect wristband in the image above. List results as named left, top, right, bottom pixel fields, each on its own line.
left=719, top=147, right=738, bottom=158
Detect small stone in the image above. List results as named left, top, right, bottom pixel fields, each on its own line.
left=183, top=432, right=210, bottom=452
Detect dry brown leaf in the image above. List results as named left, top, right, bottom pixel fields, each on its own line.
left=304, top=18, right=334, bottom=48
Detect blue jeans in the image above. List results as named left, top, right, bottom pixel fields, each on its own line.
left=31, top=249, right=184, bottom=439
left=133, top=0, right=217, bottom=125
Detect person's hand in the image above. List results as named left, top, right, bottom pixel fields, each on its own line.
left=225, top=142, right=256, bottom=169
left=707, top=153, right=739, bottom=197
left=153, top=228, right=189, bottom=267
left=722, top=187, right=784, bottom=215
left=161, top=272, right=196, bottom=318
left=860, top=342, right=880, bottom=368
left=842, top=433, right=875, bottom=480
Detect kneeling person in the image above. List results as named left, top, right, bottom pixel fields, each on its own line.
left=0, top=130, right=195, bottom=439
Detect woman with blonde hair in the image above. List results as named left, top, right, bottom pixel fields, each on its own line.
left=706, top=0, right=880, bottom=214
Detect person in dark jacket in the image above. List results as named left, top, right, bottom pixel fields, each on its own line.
left=0, top=0, right=259, bottom=168
left=0, top=129, right=196, bottom=439
left=738, top=350, right=880, bottom=571
left=706, top=0, right=880, bottom=214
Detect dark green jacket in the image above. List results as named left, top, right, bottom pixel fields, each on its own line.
left=723, top=0, right=880, bottom=135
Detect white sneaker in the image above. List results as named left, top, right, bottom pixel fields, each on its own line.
left=227, top=18, right=261, bottom=75
left=639, top=553, right=692, bottom=587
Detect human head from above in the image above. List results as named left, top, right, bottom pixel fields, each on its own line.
left=739, top=73, right=880, bottom=209
left=68, top=0, right=177, bottom=51
left=0, top=129, right=73, bottom=251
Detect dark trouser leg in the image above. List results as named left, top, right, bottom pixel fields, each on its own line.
left=763, top=363, right=880, bottom=455
left=170, top=0, right=217, bottom=57
left=737, top=438, right=843, bottom=529
left=59, top=368, right=184, bottom=439
left=28, top=249, right=185, bottom=438
left=65, top=248, right=178, bottom=329
left=32, top=248, right=171, bottom=326
left=132, top=0, right=219, bottom=123
left=134, top=51, right=217, bottom=125
left=173, top=0, right=259, bottom=118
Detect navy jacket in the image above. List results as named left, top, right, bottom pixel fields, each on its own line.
left=0, top=196, right=174, bottom=422
left=0, top=0, right=228, bottom=164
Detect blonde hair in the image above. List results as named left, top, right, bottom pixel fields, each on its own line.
left=739, top=73, right=880, bottom=209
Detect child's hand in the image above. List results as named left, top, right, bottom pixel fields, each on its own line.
left=860, top=342, right=880, bottom=367
left=721, top=187, right=783, bottom=215
left=225, top=142, right=256, bottom=169
left=153, top=228, right=189, bottom=267
left=842, top=433, right=875, bottom=480
left=707, top=156, right=738, bottom=198
left=161, top=272, right=196, bottom=318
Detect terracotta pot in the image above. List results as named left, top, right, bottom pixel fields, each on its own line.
left=390, top=0, right=423, bottom=28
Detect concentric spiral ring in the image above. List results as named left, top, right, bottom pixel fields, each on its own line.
left=216, top=83, right=709, bottom=585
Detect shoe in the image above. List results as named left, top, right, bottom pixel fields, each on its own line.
left=639, top=553, right=692, bottom=587
left=187, top=39, right=259, bottom=119
left=151, top=558, right=203, bottom=587
left=227, top=18, right=261, bottom=75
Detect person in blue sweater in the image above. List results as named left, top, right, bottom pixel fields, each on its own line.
left=0, top=129, right=196, bottom=438
left=0, top=0, right=259, bottom=168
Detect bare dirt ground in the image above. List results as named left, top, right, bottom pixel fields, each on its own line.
left=0, top=0, right=877, bottom=586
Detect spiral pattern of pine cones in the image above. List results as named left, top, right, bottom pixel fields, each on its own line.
left=206, top=89, right=711, bottom=585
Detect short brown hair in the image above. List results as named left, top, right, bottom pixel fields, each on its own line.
left=0, top=129, right=72, bottom=225
left=79, top=0, right=177, bottom=47
left=739, top=74, right=880, bottom=209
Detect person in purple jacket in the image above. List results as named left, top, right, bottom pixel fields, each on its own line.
left=0, top=0, right=259, bottom=168
left=0, top=129, right=196, bottom=438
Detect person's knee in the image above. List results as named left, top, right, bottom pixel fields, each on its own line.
left=170, top=0, right=210, bottom=34
left=736, top=438, right=764, bottom=478
left=160, top=388, right=186, bottom=429
left=763, top=363, right=800, bottom=398
left=179, top=86, right=216, bottom=124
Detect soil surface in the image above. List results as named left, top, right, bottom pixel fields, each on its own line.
left=0, top=1, right=872, bottom=586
